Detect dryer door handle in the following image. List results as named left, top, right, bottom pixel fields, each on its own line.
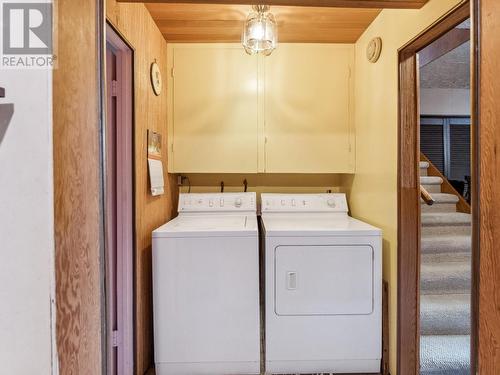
left=286, top=271, right=298, bottom=290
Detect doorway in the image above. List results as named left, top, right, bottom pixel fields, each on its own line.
left=105, top=23, right=134, bottom=375
left=418, top=18, right=471, bottom=375
left=397, top=2, right=474, bottom=374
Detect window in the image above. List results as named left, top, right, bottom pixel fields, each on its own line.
left=420, top=116, right=471, bottom=183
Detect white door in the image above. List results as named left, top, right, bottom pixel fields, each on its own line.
left=275, top=245, right=373, bottom=315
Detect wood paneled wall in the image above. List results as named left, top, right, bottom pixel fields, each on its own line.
left=106, top=2, right=178, bottom=374
left=53, top=0, right=104, bottom=373
left=475, top=0, right=500, bottom=370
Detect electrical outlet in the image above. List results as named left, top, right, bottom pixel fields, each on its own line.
left=178, top=175, right=190, bottom=187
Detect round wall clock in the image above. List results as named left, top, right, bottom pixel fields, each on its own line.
left=150, top=60, right=162, bottom=96
left=367, top=37, right=383, bottom=63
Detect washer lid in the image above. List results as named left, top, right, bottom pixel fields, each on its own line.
left=262, top=214, right=381, bottom=237
left=153, top=214, right=258, bottom=238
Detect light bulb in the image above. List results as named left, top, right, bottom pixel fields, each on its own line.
left=242, top=5, right=277, bottom=56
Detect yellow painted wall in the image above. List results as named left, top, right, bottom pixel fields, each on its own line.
left=178, top=173, right=344, bottom=197
left=342, top=0, right=466, bottom=373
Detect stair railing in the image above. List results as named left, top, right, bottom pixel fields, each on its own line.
left=420, top=184, right=435, bottom=206
left=421, top=152, right=471, bottom=213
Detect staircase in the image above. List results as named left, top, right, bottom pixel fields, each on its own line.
left=419, top=160, right=471, bottom=375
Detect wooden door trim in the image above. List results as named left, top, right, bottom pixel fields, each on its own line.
left=54, top=0, right=106, bottom=373
left=474, top=0, right=500, bottom=370
left=397, top=2, right=471, bottom=374
left=470, top=1, right=479, bottom=371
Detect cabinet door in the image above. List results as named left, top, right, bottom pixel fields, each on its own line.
left=169, top=45, right=259, bottom=173
left=264, top=44, right=355, bottom=173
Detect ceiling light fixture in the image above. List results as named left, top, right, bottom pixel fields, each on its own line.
left=242, top=5, right=277, bottom=56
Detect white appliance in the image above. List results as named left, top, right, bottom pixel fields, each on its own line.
left=261, top=193, right=382, bottom=374
left=152, top=192, right=260, bottom=375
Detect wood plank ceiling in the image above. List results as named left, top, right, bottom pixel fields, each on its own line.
left=145, top=4, right=384, bottom=43
left=138, top=0, right=429, bottom=8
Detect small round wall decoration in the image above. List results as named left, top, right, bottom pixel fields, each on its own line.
left=150, top=60, right=162, bottom=96
left=367, top=37, right=383, bottom=63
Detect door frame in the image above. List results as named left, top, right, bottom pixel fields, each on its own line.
left=105, top=22, right=135, bottom=375
left=474, top=0, right=500, bottom=370
left=396, top=1, right=472, bottom=374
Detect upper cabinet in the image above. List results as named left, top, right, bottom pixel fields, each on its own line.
left=167, top=43, right=355, bottom=174
left=167, top=45, right=259, bottom=173
left=264, top=45, right=355, bottom=173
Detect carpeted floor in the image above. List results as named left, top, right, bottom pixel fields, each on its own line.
left=419, top=161, right=471, bottom=375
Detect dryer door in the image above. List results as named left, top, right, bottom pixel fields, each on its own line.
left=275, top=245, right=373, bottom=316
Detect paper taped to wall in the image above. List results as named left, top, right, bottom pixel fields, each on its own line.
left=148, top=158, right=164, bottom=196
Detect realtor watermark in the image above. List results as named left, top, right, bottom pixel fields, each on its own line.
left=1, top=1, right=55, bottom=69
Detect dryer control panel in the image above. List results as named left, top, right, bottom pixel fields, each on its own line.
left=178, top=192, right=257, bottom=213
left=261, top=193, right=348, bottom=213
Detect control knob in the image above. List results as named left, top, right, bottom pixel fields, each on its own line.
left=235, top=198, right=243, bottom=208
left=327, top=199, right=336, bottom=208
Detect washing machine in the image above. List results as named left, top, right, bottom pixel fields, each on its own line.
left=152, top=192, right=260, bottom=375
left=261, top=193, right=382, bottom=374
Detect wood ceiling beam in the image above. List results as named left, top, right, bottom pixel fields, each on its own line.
left=132, top=0, right=428, bottom=9
left=419, top=28, right=470, bottom=67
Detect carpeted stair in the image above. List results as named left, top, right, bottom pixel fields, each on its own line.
left=419, top=161, right=471, bottom=374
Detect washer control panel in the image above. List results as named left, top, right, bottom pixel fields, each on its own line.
left=261, top=193, right=348, bottom=213
left=178, top=192, right=257, bottom=212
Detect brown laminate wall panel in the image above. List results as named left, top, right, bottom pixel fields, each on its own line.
left=106, top=2, right=179, bottom=374
left=53, top=0, right=104, bottom=373
left=477, top=0, right=500, bottom=371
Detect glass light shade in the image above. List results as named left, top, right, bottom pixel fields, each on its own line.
left=242, top=5, right=277, bottom=56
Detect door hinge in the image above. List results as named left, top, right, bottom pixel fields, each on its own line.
left=111, top=80, right=118, bottom=97
left=112, top=330, right=119, bottom=347
left=171, top=67, right=174, bottom=78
